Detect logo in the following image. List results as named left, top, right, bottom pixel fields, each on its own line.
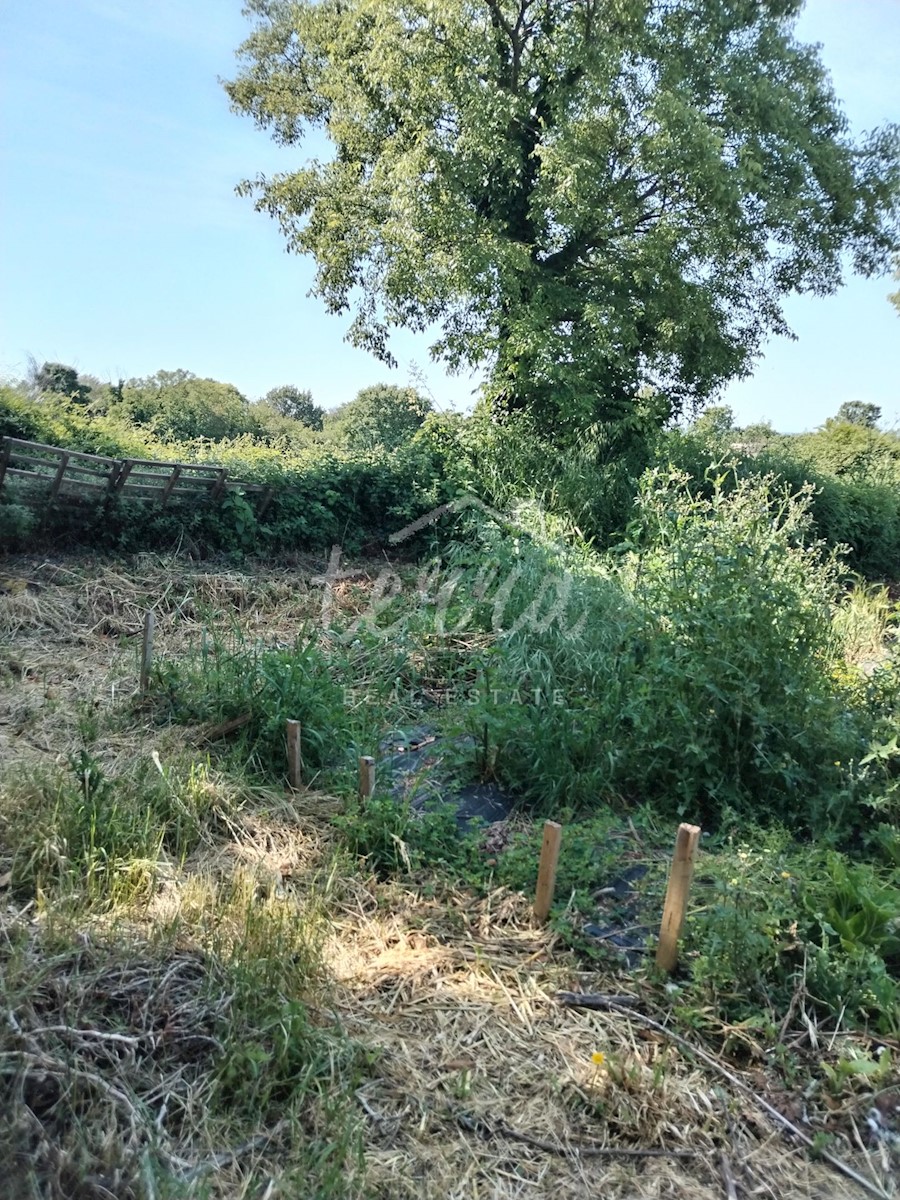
left=387, top=495, right=513, bottom=544
left=311, top=494, right=586, bottom=642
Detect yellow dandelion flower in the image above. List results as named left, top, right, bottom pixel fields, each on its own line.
left=591, top=1052, right=606, bottom=1066
left=781, top=871, right=792, bottom=879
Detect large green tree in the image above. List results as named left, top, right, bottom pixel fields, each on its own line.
left=262, top=384, right=325, bottom=429
left=114, top=370, right=259, bottom=442
left=834, top=401, right=881, bottom=429
left=325, top=384, right=432, bottom=450
left=227, top=0, right=900, bottom=437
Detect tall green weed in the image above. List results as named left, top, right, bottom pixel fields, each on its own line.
left=434, top=472, right=893, bottom=833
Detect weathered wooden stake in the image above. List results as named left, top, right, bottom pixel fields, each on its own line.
left=656, top=822, right=701, bottom=974
left=140, top=609, right=155, bottom=694
left=286, top=720, right=303, bottom=790
left=358, top=756, right=376, bottom=801
left=533, top=820, right=562, bottom=923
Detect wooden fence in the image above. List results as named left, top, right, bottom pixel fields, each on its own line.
left=0, top=437, right=274, bottom=517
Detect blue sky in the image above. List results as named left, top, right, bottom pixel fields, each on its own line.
left=1, top=0, right=897, bottom=429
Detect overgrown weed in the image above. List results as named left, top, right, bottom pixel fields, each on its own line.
left=3, top=461, right=900, bottom=1195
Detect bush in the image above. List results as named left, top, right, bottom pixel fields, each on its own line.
left=0, top=502, right=37, bottom=548
left=0, top=385, right=147, bottom=457
left=654, top=428, right=900, bottom=579
left=0, top=397, right=458, bottom=557
left=686, top=831, right=900, bottom=1035
left=440, top=405, right=658, bottom=548
left=614, top=468, right=856, bottom=827
left=427, top=471, right=891, bottom=834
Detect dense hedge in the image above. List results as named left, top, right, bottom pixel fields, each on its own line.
left=2, top=385, right=899, bottom=576
left=0, top=387, right=458, bottom=555
left=441, top=409, right=900, bottom=580
left=0, top=452, right=454, bottom=558
left=662, top=432, right=900, bottom=578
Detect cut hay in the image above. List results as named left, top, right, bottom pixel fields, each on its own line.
left=324, top=878, right=887, bottom=1200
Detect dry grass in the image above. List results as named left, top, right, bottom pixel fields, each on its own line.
left=833, top=582, right=898, bottom=674
left=323, top=877, right=876, bottom=1200
left=1, top=554, right=896, bottom=1199
left=5, top=868, right=868, bottom=1200
left=0, top=552, right=336, bottom=770
left=2, top=937, right=241, bottom=1199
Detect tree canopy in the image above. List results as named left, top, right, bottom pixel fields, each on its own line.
left=691, top=404, right=736, bottom=439
left=113, top=370, right=258, bottom=442
left=227, top=0, right=899, bottom=438
left=34, top=362, right=92, bottom=405
left=834, top=401, right=881, bottom=429
left=324, top=384, right=432, bottom=450
left=262, top=384, right=325, bottom=430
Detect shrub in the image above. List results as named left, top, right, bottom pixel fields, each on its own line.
left=431, top=471, right=888, bottom=834
left=0, top=502, right=37, bottom=548
left=614, top=468, right=856, bottom=827
left=661, top=426, right=900, bottom=579
left=686, top=832, right=900, bottom=1035
left=0, top=405, right=457, bottom=557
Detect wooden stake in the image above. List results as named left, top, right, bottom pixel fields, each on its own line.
left=140, top=609, right=155, bottom=694
left=0, top=438, right=13, bottom=492
left=656, top=822, right=701, bottom=973
left=48, top=451, right=70, bottom=504
left=358, top=756, right=376, bottom=801
left=533, top=820, right=562, bottom=923
left=286, top=720, right=303, bottom=790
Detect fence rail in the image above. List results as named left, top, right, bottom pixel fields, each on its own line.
left=0, top=437, right=274, bottom=516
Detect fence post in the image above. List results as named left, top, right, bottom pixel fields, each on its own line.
left=47, top=451, right=70, bottom=504
left=115, top=461, right=134, bottom=493
left=211, top=468, right=228, bottom=502
left=160, top=465, right=182, bottom=507
left=656, top=823, right=701, bottom=973
left=257, top=486, right=275, bottom=520
left=286, top=720, right=303, bottom=790
left=140, top=609, right=155, bottom=694
left=533, top=820, right=562, bottom=923
left=358, top=756, right=376, bottom=801
left=0, top=439, right=12, bottom=492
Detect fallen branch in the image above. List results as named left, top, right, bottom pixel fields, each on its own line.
left=551, top=993, right=640, bottom=1009
left=557, top=993, right=890, bottom=1200
left=179, top=1119, right=289, bottom=1180
left=28, top=1025, right=148, bottom=1047
left=454, top=1111, right=698, bottom=1160
left=197, top=713, right=252, bottom=743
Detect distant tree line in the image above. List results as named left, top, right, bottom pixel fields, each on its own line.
left=18, top=362, right=433, bottom=451
left=2, top=358, right=899, bottom=577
